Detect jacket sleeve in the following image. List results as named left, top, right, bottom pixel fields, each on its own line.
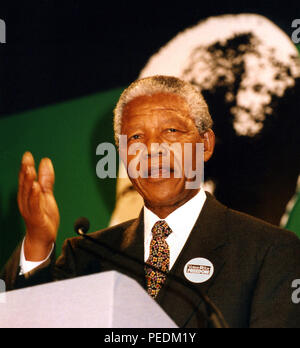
left=0, top=243, right=57, bottom=291
left=0, top=238, right=79, bottom=291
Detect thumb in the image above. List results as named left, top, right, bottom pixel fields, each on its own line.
left=38, top=158, right=55, bottom=193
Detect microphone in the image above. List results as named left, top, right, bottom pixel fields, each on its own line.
left=74, top=217, right=229, bottom=328
left=74, top=217, right=90, bottom=235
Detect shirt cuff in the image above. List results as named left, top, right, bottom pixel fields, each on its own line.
left=19, top=238, right=54, bottom=275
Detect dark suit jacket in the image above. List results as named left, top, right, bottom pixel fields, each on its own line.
left=2, top=193, right=300, bottom=328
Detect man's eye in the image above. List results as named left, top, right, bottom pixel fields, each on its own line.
left=167, top=128, right=178, bottom=133
left=130, top=134, right=141, bottom=140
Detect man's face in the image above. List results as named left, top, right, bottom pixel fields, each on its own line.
left=120, top=92, right=214, bottom=210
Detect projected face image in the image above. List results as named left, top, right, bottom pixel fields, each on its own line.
left=182, top=32, right=300, bottom=137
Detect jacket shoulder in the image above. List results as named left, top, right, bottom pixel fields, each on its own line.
left=205, top=192, right=300, bottom=247
left=225, top=205, right=300, bottom=247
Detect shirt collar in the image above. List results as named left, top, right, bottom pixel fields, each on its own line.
left=144, top=188, right=207, bottom=243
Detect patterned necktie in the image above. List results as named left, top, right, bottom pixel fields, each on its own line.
left=145, top=220, right=173, bottom=298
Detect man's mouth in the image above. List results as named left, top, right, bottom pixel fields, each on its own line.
left=150, top=167, right=170, bottom=177
left=146, top=165, right=174, bottom=179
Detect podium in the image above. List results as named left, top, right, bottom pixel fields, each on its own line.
left=0, top=271, right=178, bottom=328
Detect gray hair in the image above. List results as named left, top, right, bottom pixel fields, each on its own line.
left=113, top=75, right=213, bottom=145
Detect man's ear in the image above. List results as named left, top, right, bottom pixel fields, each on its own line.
left=202, top=129, right=215, bottom=162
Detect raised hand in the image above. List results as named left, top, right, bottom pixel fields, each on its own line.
left=18, top=152, right=60, bottom=261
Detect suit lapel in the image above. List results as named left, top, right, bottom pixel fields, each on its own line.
left=156, top=193, right=229, bottom=327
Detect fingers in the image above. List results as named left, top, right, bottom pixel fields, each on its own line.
left=21, top=151, right=35, bottom=167
left=28, top=181, right=44, bottom=217
left=18, top=152, right=55, bottom=220
left=18, top=151, right=35, bottom=191
left=18, top=152, right=37, bottom=216
left=38, top=158, right=55, bottom=193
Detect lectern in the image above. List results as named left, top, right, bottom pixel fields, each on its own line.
left=0, top=271, right=178, bottom=328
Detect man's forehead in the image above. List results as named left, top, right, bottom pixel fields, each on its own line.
left=123, top=92, right=189, bottom=113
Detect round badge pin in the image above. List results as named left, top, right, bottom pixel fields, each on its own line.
left=183, top=257, right=214, bottom=283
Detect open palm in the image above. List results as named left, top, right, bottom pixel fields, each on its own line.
left=18, top=152, right=60, bottom=260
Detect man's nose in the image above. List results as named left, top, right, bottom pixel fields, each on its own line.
left=143, top=134, right=166, bottom=159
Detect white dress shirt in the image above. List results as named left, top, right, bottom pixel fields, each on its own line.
left=19, top=238, right=54, bottom=275
left=20, top=189, right=207, bottom=274
left=144, top=188, right=207, bottom=269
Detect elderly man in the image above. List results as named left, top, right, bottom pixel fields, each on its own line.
left=2, top=75, right=300, bottom=328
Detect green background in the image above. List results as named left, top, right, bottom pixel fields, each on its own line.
left=1, top=42, right=300, bottom=269
left=0, top=88, right=122, bottom=269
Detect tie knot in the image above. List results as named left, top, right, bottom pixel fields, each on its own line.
left=151, top=220, right=172, bottom=238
